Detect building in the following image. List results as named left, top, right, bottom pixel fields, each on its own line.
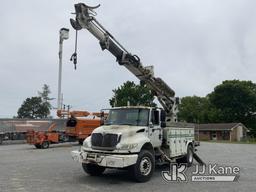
left=195, top=123, right=249, bottom=142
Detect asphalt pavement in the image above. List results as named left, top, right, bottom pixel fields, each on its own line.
left=0, top=142, right=255, bottom=192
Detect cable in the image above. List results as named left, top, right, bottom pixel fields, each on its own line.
left=70, top=30, right=78, bottom=70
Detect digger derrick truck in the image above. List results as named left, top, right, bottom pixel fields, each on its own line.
left=70, top=3, right=202, bottom=182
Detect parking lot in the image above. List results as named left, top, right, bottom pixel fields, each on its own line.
left=0, top=142, right=255, bottom=192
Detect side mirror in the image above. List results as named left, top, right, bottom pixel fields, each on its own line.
left=160, top=110, right=166, bottom=122
left=149, top=122, right=154, bottom=128
left=160, top=110, right=166, bottom=128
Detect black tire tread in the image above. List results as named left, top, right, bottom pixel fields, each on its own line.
left=82, top=163, right=105, bottom=176
left=128, top=150, right=155, bottom=182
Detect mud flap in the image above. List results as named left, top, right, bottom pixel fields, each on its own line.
left=193, top=153, right=205, bottom=165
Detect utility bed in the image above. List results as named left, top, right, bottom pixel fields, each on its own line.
left=163, top=123, right=195, bottom=158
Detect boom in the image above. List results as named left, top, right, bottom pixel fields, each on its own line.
left=70, top=3, right=178, bottom=121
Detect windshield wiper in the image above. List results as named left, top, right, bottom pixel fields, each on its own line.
left=117, top=123, right=134, bottom=126
left=104, top=121, right=114, bottom=125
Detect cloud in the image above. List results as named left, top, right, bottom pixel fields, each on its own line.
left=0, top=0, right=256, bottom=117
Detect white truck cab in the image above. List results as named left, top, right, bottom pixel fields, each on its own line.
left=71, top=106, right=195, bottom=182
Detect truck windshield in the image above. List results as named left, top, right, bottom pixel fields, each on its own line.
left=105, top=108, right=149, bottom=126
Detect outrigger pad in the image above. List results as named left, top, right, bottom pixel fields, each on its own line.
left=193, top=153, right=206, bottom=166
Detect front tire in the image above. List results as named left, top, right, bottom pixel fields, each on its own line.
left=129, top=150, right=155, bottom=182
left=82, top=163, right=105, bottom=176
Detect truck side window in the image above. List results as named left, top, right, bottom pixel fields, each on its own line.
left=151, top=110, right=159, bottom=125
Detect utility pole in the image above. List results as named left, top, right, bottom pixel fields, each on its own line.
left=58, top=28, right=69, bottom=110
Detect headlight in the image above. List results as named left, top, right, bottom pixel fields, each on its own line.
left=83, top=141, right=89, bottom=148
left=83, top=138, right=91, bottom=148
left=119, top=143, right=138, bottom=150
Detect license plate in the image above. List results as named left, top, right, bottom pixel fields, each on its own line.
left=86, top=153, right=97, bottom=161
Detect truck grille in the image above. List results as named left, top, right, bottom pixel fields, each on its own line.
left=91, top=133, right=120, bottom=150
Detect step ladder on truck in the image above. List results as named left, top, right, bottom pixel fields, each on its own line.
left=69, top=3, right=204, bottom=182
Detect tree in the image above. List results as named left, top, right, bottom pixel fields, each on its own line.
left=17, top=97, right=49, bottom=119
left=17, top=84, right=52, bottom=119
left=38, top=84, right=53, bottom=110
left=109, top=81, right=156, bottom=107
left=208, top=80, right=256, bottom=135
left=178, top=96, right=219, bottom=123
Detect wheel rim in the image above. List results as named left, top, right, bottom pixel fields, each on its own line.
left=43, top=142, right=48, bottom=148
left=139, top=157, right=152, bottom=176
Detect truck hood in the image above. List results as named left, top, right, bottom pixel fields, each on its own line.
left=92, top=125, right=146, bottom=138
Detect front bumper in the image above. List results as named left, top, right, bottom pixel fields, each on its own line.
left=71, top=150, right=138, bottom=168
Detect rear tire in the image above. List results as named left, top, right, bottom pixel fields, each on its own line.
left=128, top=150, right=155, bottom=182
left=177, top=145, right=193, bottom=167
left=41, top=141, right=49, bottom=149
left=82, top=163, right=105, bottom=176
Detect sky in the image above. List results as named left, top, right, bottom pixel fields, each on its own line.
left=0, top=0, right=256, bottom=118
